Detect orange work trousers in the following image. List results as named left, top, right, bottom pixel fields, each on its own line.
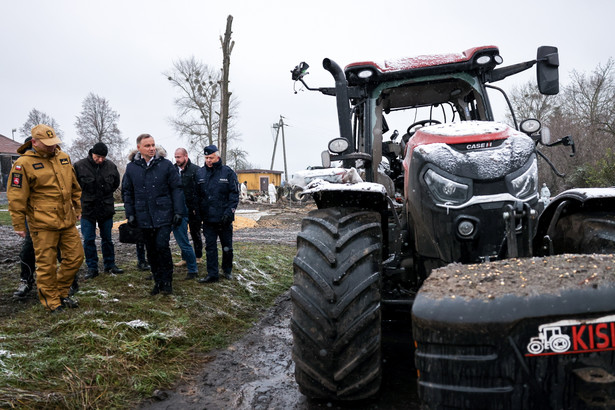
left=30, top=226, right=84, bottom=311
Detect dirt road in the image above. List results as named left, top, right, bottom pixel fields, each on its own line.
left=138, top=292, right=419, bottom=410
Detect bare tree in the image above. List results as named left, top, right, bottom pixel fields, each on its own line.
left=227, top=146, right=252, bottom=170
left=506, top=82, right=560, bottom=123
left=562, top=59, right=615, bottom=134
left=557, top=59, right=615, bottom=188
left=165, top=56, right=240, bottom=165
left=219, top=15, right=235, bottom=164
left=69, top=93, right=127, bottom=165
left=20, top=108, right=63, bottom=141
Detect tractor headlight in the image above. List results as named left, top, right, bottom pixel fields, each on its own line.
left=424, top=169, right=470, bottom=204
left=510, top=159, right=538, bottom=199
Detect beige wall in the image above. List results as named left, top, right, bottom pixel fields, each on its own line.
left=237, top=172, right=282, bottom=191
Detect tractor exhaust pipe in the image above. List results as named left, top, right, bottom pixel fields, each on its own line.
left=323, top=58, right=354, bottom=152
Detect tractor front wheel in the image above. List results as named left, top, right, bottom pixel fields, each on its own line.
left=291, top=207, right=383, bottom=400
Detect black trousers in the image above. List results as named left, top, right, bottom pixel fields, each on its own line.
left=19, top=231, right=35, bottom=284
left=187, top=211, right=203, bottom=259
left=203, top=222, right=233, bottom=278
left=142, top=225, right=173, bottom=284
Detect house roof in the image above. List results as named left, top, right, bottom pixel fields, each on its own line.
left=237, top=169, right=283, bottom=174
left=0, top=134, right=22, bottom=155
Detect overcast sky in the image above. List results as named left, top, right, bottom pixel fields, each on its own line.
left=2, top=0, right=614, bottom=178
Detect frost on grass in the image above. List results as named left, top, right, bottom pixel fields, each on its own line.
left=0, top=350, right=25, bottom=379
left=142, top=326, right=186, bottom=341
left=117, top=320, right=150, bottom=329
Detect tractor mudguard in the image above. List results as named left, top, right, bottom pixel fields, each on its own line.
left=302, top=179, right=389, bottom=212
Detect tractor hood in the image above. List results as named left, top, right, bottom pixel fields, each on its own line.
left=405, top=121, right=536, bottom=180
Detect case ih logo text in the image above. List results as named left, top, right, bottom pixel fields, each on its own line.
left=525, top=314, right=615, bottom=356
left=466, top=142, right=493, bottom=150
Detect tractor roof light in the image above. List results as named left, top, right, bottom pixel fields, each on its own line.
left=357, top=69, right=374, bottom=79
left=476, top=55, right=492, bottom=65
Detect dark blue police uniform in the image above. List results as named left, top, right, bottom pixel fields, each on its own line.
left=195, top=146, right=239, bottom=281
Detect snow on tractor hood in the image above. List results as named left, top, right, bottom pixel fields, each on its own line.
left=410, top=121, right=536, bottom=180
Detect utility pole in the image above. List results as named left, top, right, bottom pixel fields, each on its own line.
left=219, top=15, right=234, bottom=164
left=270, top=115, right=289, bottom=184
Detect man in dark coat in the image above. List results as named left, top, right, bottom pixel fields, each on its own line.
left=74, top=142, right=123, bottom=279
left=121, top=134, right=185, bottom=295
left=195, top=145, right=239, bottom=283
left=173, top=148, right=203, bottom=265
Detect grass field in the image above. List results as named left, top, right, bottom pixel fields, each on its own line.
left=0, top=206, right=296, bottom=408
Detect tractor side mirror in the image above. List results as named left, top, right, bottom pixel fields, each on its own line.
left=536, top=46, right=559, bottom=95
left=291, top=62, right=310, bottom=81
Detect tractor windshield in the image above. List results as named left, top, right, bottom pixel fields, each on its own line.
left=375, top=76, right=489, bottom=140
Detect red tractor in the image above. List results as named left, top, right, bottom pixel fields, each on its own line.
left=290, top=46, right=615, bottom=408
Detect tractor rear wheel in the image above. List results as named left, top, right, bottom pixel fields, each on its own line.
left=291, top=207, right=383, bottom=400
left=551, top=211, right=615, bottom=254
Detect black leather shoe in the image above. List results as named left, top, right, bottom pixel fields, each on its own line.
left=223, top=272, right=232, bottom=280
left=137, top=261, right=151, bottom=271
left=69, top=282, right=79, bottom=296
left=150, top=283, right=160, bottom=296
left=60, top=297, right=79, bottom=309
left=160, top=282, right=173, bottom=295
left=84, top=270, right=99, bottom=280
left=198, top=276, right=219, bottom=284
left=13, top=281, right=32, bottom=299
left=104, top=265, right=124, bottom=274
left=184, top=272, right=198, bottom=280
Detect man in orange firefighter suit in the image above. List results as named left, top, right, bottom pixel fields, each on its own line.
left=7, top=124, right=84, bottom=313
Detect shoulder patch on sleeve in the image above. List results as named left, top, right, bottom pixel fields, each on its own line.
left=60, top=158, right=69, bottom=165
left=14, top=165, right=22, bottom=171
left=11, top=173, right=22, bottom=188
left=32, top=163, right=44, bottom=169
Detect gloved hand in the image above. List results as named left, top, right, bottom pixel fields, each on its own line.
left=127, top=215, right=137, bottom=227
left=221, top=214, right=232, bottom=226
left=172, top=214, right=183, bottom=227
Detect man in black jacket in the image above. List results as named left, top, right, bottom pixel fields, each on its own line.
left=121, top=134, right=185, bottom=295
left=74, top=142, right=123, bottom=279
left=195, top=145, right=239, bottom=283
left=173, top=148, right=203, bottom=266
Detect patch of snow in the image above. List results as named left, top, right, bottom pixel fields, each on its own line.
left=303, top=179, right=387, bottom=195
left=421, top=121, right=509, bottom=136
left=118, top=320, right=150, bottom=329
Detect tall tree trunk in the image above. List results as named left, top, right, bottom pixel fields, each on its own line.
left=219, top=15, right=234, bottom=164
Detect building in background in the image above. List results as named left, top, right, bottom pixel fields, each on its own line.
left=236, top=169, right=283, bottom=193
left=0, top=134, right=22, bottom=192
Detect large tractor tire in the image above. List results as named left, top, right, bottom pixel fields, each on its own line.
left=550, top=211, right=615, bottom=254
left=291, top=207, right=383, bottom=400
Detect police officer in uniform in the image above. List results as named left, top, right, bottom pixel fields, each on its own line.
left=7, top=124, right=84, bottom=313
left=196, top=145, right=239, bottom=283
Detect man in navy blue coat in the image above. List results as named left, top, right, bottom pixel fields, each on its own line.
left=195, top=145, right=239, bottom=283
left=121, top=134, right=185, bottom=295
